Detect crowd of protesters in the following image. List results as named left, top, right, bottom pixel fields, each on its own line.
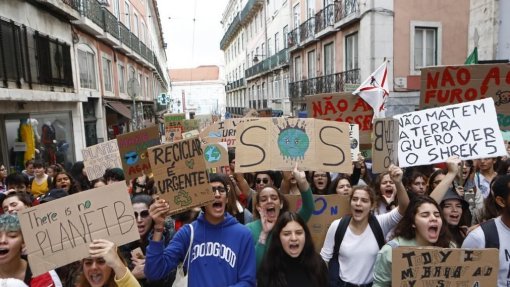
left=0, top=140, right=510, bottom=286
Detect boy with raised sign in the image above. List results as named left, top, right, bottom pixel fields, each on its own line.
left=145, top=174, right=256, bottom=287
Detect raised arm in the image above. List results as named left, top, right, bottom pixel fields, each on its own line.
left=388, top=164, right=409, bottom=216
left=292, top=163, right=314, bottom=222
left=429, top=156, right=461, bottom=203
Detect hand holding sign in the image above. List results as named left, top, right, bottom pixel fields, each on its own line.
left=149, top=198, right=170, bottom=228
left=446, top=155, right=462, bottom=175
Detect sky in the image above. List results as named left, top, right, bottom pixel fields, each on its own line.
left=157, top=0, right=229, bottom=69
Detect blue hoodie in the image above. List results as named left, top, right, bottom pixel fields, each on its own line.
left=145, top=212, right=256, bottom=287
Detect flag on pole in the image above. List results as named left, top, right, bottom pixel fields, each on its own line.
left=464, top=47, right=478, bottom=64
left=352, top=60, right=389, bottom=119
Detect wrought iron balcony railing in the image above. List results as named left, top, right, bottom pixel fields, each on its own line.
left=245, top=49, right=289, bottom=78
left=315, top=4, right=335, bottom=33
left=334, top=0, right=359, bottom=23
left=289, top=69, right=360, bottom=99
left=103, top=8, right=120, bottom=40
left=299, top=17, right=315, bottom=42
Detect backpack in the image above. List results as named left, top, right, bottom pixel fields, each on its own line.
left=327, top=214, right=385, bottom=287
left=480, top=218, right=499, bottom=249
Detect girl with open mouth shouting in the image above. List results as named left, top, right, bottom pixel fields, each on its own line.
left=373, top=196, right=453, bottom=286
left=247, top=163, right=314, bottom=268
left=258, top=212, right=328, bottom=287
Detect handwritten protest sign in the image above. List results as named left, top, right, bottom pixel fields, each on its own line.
left=166, top=128, right=183, bottom=143
left=392, top=247, right=499, bottom=287
left=287, top=194, right=350, bottom=252
left=182, top=129, right=200, bottom=140
left=349, top=124, right=360, bottom=161
left=306, top=93, right=374, bottom=144
left=164, top=113, right=185, bottom=142
left=203, top=142, right=229, bottom=169
left=18, top=182, right=139, bottom=276
left=395, top=98, right=507, bottom=167
left=117, top=126, right=160, bottom=180
left=148, top=136, right=214, bottom=215
left=183, top=119, right=200, bottom=131
left=235, top=118, right=352, bottom=173
left=372, top=119, right=399, bottom=173
left=195, top=114, right=213, bottom=130
left=420, top=64, right=510, bottom=130
left=81, top=140, right=122, bottom=180
left=199, top=118, right=259, bottom=147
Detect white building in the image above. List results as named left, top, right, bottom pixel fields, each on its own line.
left=169, top=65, right=226, bottom=118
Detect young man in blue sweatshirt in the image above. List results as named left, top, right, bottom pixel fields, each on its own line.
left=145, top=174, right=256, bottom=287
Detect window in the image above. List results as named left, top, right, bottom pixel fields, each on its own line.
left=78, top=49, right=96, bottom=89
left=140, top=22, right=145, bottom=43
left=268, top=38, right=272, bottom=56
left=293, top=4, right=300, bottom=29
left=284, top=76, right=289, bottom=98
left=133, top=14, right=139, bottom=36
left=261, top=43, right=265, bottom=57
left=307, top=0, right=315, bottom=18
left=125, top=2, right=130, bottom=29
left=294, top=56, right=302, bottom=81
left=414, top=27, right=437, bottom=70
left=283, top=26, right=288, bottom=48
left=275, top=32, right=280, bottom=52
left=307, top=50, right=316, bottom=78
left=113, top=0, right=120, bottom=18
left=102, top=57, right=113, bottom=92
left=118, top=63, right=125, bottom=93
left=274, top=79, right=280, bottom=99
left=324, top=42, right=334, bottom=75
left=345, top=32, right=358, bottom=70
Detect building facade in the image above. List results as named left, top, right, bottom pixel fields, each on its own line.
left=168, top=65, right=226, bottom=118
left=0, top=0, right=169, bottom=172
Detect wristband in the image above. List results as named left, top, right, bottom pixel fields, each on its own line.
left=154, top=226, right=164, bottom=233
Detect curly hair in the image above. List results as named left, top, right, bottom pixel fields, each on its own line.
left=50, top=171, right=81, bottom=194
left=392, top=196, right=451, bottom=247
left=257, top=212, right=327, bottom=287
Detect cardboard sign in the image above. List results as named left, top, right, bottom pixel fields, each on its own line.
left=81, top=140, right=122, bottom=180
left=392, top=247, right=499, bottom=287
left=194, top=114, right=213, bottom=130
left=147, top=137, right=214, bottom=215
left=203, top=142, right=229, bottom=169
left=199, top=118, right=259, bottom=147
left=306, top=93, right=374, bottom=144
left=235, top=118, right=352, bottom=173
left=183, top=119, right=200, bottom=131
left=182, top=129, right=200, bottom=140
left=420, top=64, right=510, bottom=130
left=372, top=119, right=399, bottom=173
left=395, top=98, right=507, bottom=167
left=349, top=124, right=360, bottom=161
left=18, top=182, right=139, bottom=276
left=166, top=128, right=183, bottom=143
left=116, top=126, right=160, bottom=180
left=164, top=113, right=186, bottom=142
left=286, top=194, right=350, bottom=252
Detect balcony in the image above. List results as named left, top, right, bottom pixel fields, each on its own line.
left=315, top=4, right=336, bottom=36
left=240, top=0, right=263, bottom=24
left=299, top=17, right=316, bottom=44
left=334, top=0, right=360, bottom=28
left=289, top=69, right=360, bottom=100
left=220, top=13, right=241, bottom=50
left=225, top=106, right=246, bottom=116
left=225, top=78, right=246, bottom=92
left=245, top=49, right=289, bottom=79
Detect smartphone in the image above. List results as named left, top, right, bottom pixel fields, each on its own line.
left=464, top=189, right=475, bottom=204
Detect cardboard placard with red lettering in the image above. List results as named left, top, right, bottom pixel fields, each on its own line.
left=286, top=194, right=350, bottom=252
left=306, top=93, right=374, bottom=145
left=235, top=118, right=352, bottom=173
left=199, top=118, right=259, bottom=147
left=164, top=113, right=185, bottom=142
left=147, top=137, right=214, bottom=215
left=18, top=182, right=139, bottom=276
left=392, top=247, right=499, bottom=287
left=420, top=64, right=510, bottom=130
left=395, top=98, right=506, bottom=168
left=81, top=139, right=122, bottom=180
left=371, top=118, right=399, bottom=173
left=117, top=126, right=161, bottom=181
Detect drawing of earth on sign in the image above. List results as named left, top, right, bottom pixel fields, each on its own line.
left=204, top=145, right=222, bottom=163
left=124, top=151, right=139, bottom=165
left=276, top=120, right=310, bottom=160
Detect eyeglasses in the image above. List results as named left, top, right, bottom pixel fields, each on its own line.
left=256, top=178, right=269, bottom=184
left=314, top=174, right=327, bottom=178
left=212, top=186, right=227, bottom=194
left=134, top=210, right=150, bottom=219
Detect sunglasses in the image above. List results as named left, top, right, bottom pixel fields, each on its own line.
left=256, top=178, right=269, bottom=184
left=212, top=186, right=227, bottom=194
left=134, top=210, right=150, bottom=219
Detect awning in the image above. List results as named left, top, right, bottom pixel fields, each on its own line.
left=106, top=101, right=132, bottom=119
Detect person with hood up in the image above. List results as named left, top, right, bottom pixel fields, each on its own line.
left=144, top=173, right=256, bottom=287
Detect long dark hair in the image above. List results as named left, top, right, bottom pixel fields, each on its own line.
left=427, top=169, right=447, bottom=195
left=393, top=196, right=451, bottom=247
left=257, top=212, right=327, bottom=287
left=328, top=174, right=352, bottom=195
left=373, top=172, right=395, bottom=207
left=50, top=171, right=81, bottom=194
left=309, top=171, right=331, bottom=195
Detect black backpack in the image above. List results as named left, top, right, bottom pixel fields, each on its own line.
left=480, top=218, right=499, bottom=249
left=328, top=214, right=385, bottom=287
